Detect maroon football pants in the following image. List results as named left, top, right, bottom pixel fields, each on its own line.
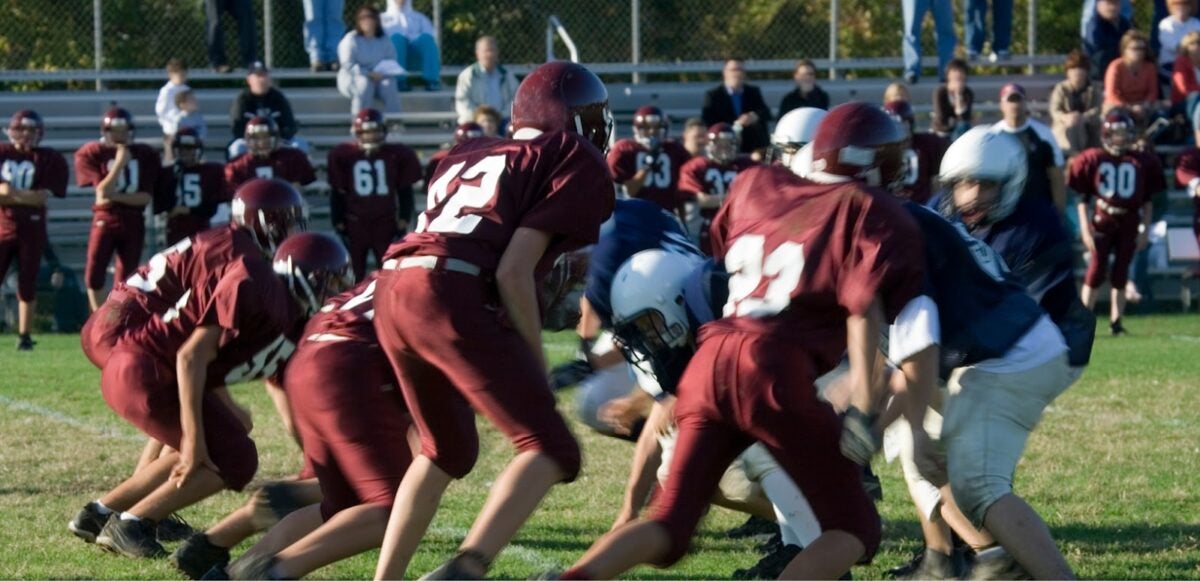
left=346, top=217, right=398, bottom=281
left=285, top=337, right=413, bottom=520
left=647, top=329, right=881, bottom=566
left=80, top=288, right=150, bottom=368
left=0, top=209, right=47, bottom=301
left=1085, top=215, right=1138, bottom=289
left=85, top=209, right=145, bottom=290
left=373, top=267, right=581, bottom=481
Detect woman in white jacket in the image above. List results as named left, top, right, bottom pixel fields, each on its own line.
left=382, top=0, right=442, bottom=90
left=337, top=6, right=402, bottom=114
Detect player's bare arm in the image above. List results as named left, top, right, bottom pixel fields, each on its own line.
left=1076, top=200, right=1095, bottom=253
left=900, top=345, right=945, bottom=484
left=612, top=397, right=673, bottom=531
left=496, top=227, right=554, bottom=371
left=94, top=143, right=130, bottom=203
left=1137, top=200, right=1153, bottom=250
left=0, top=182, right=50, bottom=207
left=172, top=325, right=222, bottom=489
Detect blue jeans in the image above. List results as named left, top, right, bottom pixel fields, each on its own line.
left=390, top=33, right=442, bottom=89
left=303, top=0, right=344, bottom=64
left=903, top=0, right=956, bottom=80
left=965, top=0, right=1012, bottom=55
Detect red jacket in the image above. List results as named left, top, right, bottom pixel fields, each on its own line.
left=1171, top=54, right=1200, bottom=104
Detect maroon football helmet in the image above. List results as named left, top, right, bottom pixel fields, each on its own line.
left=244, top=116, right=278, bottom=157
left=352, top=108, right=387, bottom=152
left=454, top=122, right=485, bottom=144
left=511, top=61, right=612, bottom=152
left=707, top=123, right=738, bottom=165
left=633, top=105, right=668, bottom=151
left=273, top=232, right=353, bottom=315
left=172, top=127, right=204, bottom=165
left=810, top=102, right=909, bottom=191
left=1101, top=108, right=1136, bottom=155
left=882, top=100, right=916, bottom=136
left=7, top=110, right=43, bottom=149
left=232, top=178, right=307, bottom=253
left=102, top=107, right=135, bottom=145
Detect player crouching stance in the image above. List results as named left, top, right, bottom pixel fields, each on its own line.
left=370, top=61, right=615, bottom=580
left=561, top=103, right=926, bottom=580
left=69, top=180, right=347, bottom=559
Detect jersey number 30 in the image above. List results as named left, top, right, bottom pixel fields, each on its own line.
left=1097, top=161, right=1136, bottom=199
left=723, top=235, right=805, bottom=317
left=416, top=154, right=505, bottom=235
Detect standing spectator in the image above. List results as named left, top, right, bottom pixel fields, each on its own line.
left=991, top=83, right=1068, bottom=214
left=382, top=0, right=442, bottom=90
left=680, top=118, right=708, bottom=157
left=883, top=81, right=912, bottom=104
left=1171, top=31, right=1200, bottom=112
left=156, top=59, right=189, bottom=161
left=1051, top=50, right=1103, bottom=157
left=700, top=58, right=772, bottom=154
left=229, top=62, right=304, bottom=159
left=204, top=0, right=256, bottom=73
left=473, top=105, right=502, bottom=137
left=1082, top=0, right=1132, bottom=38
left=932, top=58, right=974, bottom=139
left=454, top=36, right=519, bottom=124
left=902, top=0, right=956, bottom=83
left=303, top=0, right=345, bottom=72
left=964, top=0, right=1012, bottom=62
left=1084, top=0, right=1133, bottom=81
left=1158, top=0, right=1200, bottom=72
left=778, top=60, right=830, bottom=115
left=169, top=90, right=208, bottom=141
left=1104, top=30, right=1164, bottom=124
left=337, top=6, right=402, bottom=115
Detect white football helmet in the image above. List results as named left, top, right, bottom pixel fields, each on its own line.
left=938, top=126, right=1028, bottom=225
left=772, top=108, right=827, bottom=169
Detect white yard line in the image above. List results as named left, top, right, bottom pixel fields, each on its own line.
left=0, top=394, right=143, bottom=443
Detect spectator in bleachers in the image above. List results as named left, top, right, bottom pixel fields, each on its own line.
left=156, top=59, right=189, bottom=161
left=455, top=36, right=519, bottom=124
left=681, top=118, right=708, bottom=157
left=1051, top=50, right=1103, bottom=157
left=883, top=81, right=912, bottom=105
left=964, top=0, right=1012, bottom=62
left=170, top=90, right=208, bottom=141
left=1159, top=0, right=1200, bottom=72
left=778, top=59, right=829, bottom=115
left=473, top=105, right=502, bottom=137
left=991, top=83, right=1068, bottom=214
left=1084, top=0, right=1133, bottom=81
left=932, top=58, right=974, bottom=139
left=1104, top=30, right=1166, bottom=124
left=303, top=0, right=345, bottom=72
left=902, top=0, right=956, bottom=83
left=382, top=0, right=442, bottom=91
left=337, top=6, right=403, bottom=116
left=701, top=58, right=772, bottom=154
left=1172, top=31, right=1200, bottom=113
left=229, top=62, right=305, bottom=159
left=204, top=0, right=256, bottom=73
left=1082, top=0, right=1132, bottom=40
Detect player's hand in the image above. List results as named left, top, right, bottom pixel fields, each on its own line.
left=114, top=143, right=131, bottom=165
left=172, top=439, right=219, bottom=488
left=1136, top=231, right=1149, bottom=252
left=600, top=395, right=649, bottom=436
left=911, top=428, right=947, bottom=487
left=169, top=206, right=191, bottom=218
left=1080, top=231, right=1095, bottom=255
left=840, top=406, right=881, bottom=466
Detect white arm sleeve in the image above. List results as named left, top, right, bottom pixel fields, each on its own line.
left=888, top=295, right=940, bottom=364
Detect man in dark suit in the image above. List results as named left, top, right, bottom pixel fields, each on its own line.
left=701, top=58, right=772, bottom=154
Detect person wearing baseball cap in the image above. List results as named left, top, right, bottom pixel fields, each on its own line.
left=990, top=82, right=1068, bottom=215
left=228, top=61, right=309, bottom=159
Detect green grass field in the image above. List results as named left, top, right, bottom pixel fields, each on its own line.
left=1, top=316, right=1199, bottom=580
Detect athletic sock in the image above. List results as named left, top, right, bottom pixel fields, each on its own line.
left=93, top=500, right=114, bottom=515
left=119, top=512, right=142, bottom=522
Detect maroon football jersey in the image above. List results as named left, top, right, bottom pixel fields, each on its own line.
left=424, top=148, right=450, bottom=189
left=901, top=133, right=949, bottom=205
left=707, top=165, right=925, bottom=367
left=0, top=144, right=68, bottom=227
left=74, top=141, right=160, bottom=217
left=304, top=273, right=380, bottom=344
left=678, top=155, right=756, bottom=209
left=1068, top=147, right=1162, bottom=220
left=119, top=224, right=303, bottom=387
left=385, top=131, right=615, bottom=277
left=606, top=139, right=692, bottom=212
left=154, top=162, right=230, bottom=242
left=327, top=142, right=422, bottom=221
left=225, top=147, right=317, bottom=190
left=1174, top=148, right=1200, bottom=234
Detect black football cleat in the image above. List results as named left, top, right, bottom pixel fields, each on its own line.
left=68, top=502, right=110, bottom=543
left=861, top=463, right=884, bottom=502
left=16, top=334, right=34, bottom=351
left=548, top=359, right=594, bottom=391
left=228, top=554, right=289, bottom=580
left=199, top=564, right=231, bottom=580
left=726, top=514, right=777, bottom=539
left=419, top=550, right=491, bottom=580
left=965, top=546, right=1029, bottom=580
left=171, top=533, right=231, bottom=580
left=1110, top=319, right=1128, bottom=336
left=891, top=547, right=964, bottom=580
left=96, top=517, right=167, bottom=558
left=158, top=512, right=195, bottom=542
left=732, top=542, right=802, bottom=579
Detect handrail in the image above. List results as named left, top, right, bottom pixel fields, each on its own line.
left=546, top=15, right=580, bottom=63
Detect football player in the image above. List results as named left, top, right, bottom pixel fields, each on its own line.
left=75, top=107, right=161, bottom=311
left=0, top=109, right=68, bottom=350
left=768, top=107, right=825, bottom=169
left=607, top=105, right=693, bottom=213
left=370, top=61, right=615, bottom=580
left=1173, top=130, right=1200, bottom=259
left=154, top=127, right=230, bottom=246
left=424, top=122, right=485, bottom=188
left=224, top=116, right=317, bottom=191
left=884, top=100, right=949, bottom=205
left=561, top=103, right=926, bottom=580
left=69, top=180, right=348, bottom=559
left=677, top=123, right=757, bottom=254
left=1069, top=109, right=1161, bottom=335
left=327, top=108, right=423, bottom=279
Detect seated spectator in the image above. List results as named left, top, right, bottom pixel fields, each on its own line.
left=473, top=105, right=502, bottom=136
left=1085, top=0, right=1133, bottom=81
left=382, top=0, right=442, bottom=90
left=228, top=62, right=306, bottom=159
left=778, top=59, right=829, bottom=116
left=156, top=58, right=189, bottom=161
left=701, top=58, right=772, bottom=154
left=167, top=90, right=208, bottom=141
left=1104, top=30, right=1166, bottom=124
left=883, top=81, right=912, bottom=104
left=932, top=58, right=974, bottom=139
left=681, top=117, right=708, bottom=157
left=455, top=36, right=519, bottom=124
left=1173, top=31, right=1200, bottom=114
left=303, top=0, right=344, bottom=71
left=337, top=6, right=402, bottom=115
left=1158, top=0, right=1200, bottom=72
left=1051, top=50, right=1104, bottom=156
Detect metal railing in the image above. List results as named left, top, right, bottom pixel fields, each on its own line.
left=546, top=16, right=580, bottom=64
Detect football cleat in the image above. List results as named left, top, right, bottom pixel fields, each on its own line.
left=199, top=564, right=231, bottom=580
left=890, top=547, right=966, bottom=580
left=726, top=514, right=777, bottom=539
left=157, top=512, right=195, bottom=542
left=964, top=546, right=1030, bottom=580
left=732, top=542, right=802, bottom=580
left=1110, top=319, right=1128, bottom=336
left=419, top=550, right=491, bottom=580
left=96, top=517, right=168, bottom=558
left=16, top=334, right=35, bottom=351
left=548, top=359, right=594, bottom=391
left=171, top=533, right=231, bottom=580
left=68, top=502, right=110, bottom=543
left=227, top=553, right=285, bottom=580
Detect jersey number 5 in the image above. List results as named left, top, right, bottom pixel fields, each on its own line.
left=723, top=235, right=805, bottom=318
left=416, top=154, right=505, bottom=235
